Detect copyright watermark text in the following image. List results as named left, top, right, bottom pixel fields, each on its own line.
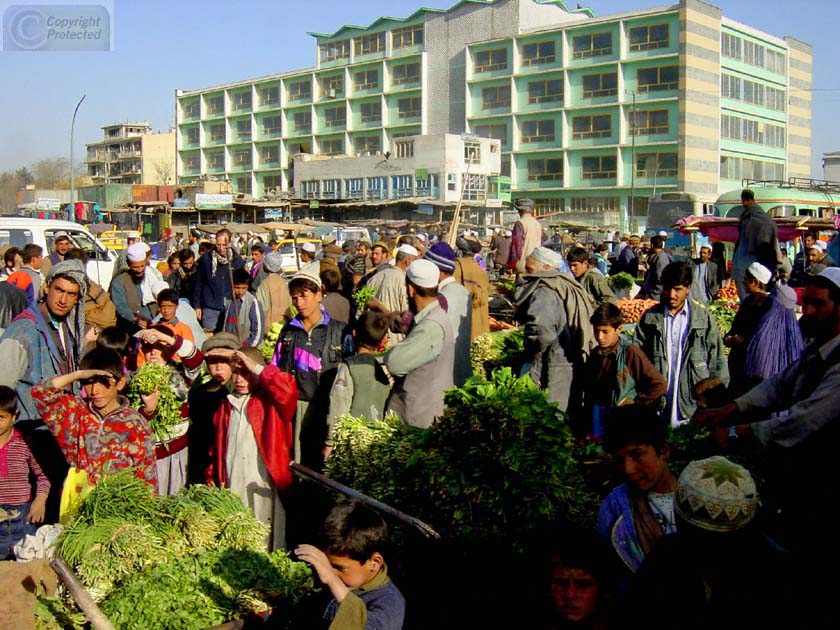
left=2, top=3, right=113, bottom=51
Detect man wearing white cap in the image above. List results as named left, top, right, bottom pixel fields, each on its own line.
left=110, top=243, right=167, bottom=332
left=299, top=242, right=317, bottom=265
left=514, top=246, right=596, bottom=411
left=384, top=259, right=454, bottom=428
left=697, top=267, right=840, bottom=594
left=806, top=239, right=834, bottom=274
left=367, top=244, right=418, bottom=319
left=111, top=231, right=143, bottom=277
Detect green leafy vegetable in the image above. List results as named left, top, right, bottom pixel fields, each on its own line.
left=352, top=286, right=375, bottom=311
left=126, top=363, right=182, bottom=441
left=608, top=272, right=636, bottom=291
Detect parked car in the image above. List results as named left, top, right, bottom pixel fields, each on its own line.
left=0, top=217, right=117, bottom=289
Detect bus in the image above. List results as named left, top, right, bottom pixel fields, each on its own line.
left=715, top=178, right=840, bottom=219
left=646, top=191, right=717, bottom=254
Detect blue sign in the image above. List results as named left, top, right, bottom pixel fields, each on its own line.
left=264, top=208, right=283, bottom=219
left=417, top=204, right=434, bottom=216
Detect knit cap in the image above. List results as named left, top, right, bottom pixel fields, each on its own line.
left=674, top=456, right=758, bottom=532
left=424, top=242, right=456, bottom=273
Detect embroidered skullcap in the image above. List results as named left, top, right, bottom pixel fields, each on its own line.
left=406, top=259, right=439, bottom=288
left=126, top=243, right=147, bottom=262
left=292, top=262, right=322, bottom=288
left=674, top=456, right=758, bottom=533
left=528, top=246, right=562, bottom=269
left=423, top=242, right=456, bottom=273
left=746, top=262, right=771, bottom=285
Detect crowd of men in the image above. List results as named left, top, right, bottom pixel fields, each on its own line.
left=0, top=189, right=838, bottom=627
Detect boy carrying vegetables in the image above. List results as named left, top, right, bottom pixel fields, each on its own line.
left=206, top=347, right=298, bottom=550
left=32, top=348, right=156, bottom=518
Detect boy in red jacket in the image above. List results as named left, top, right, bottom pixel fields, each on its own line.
left=206, top=347, right=298, bottom=550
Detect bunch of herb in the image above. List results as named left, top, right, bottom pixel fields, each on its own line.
left=707, top=300, right=739, bottom=338
left=126, top=362, right=183, bottom=441
left=609, top=272, right=636, bottom=291
left=352, top=285, right=376, bottom=311
left=469, top=329, right=524, bottom=378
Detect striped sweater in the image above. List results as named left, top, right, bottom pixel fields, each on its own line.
left=0, top=430, right=50, bottom=505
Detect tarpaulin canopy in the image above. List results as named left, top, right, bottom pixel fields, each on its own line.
left=675, top=216, right=838, bottom=243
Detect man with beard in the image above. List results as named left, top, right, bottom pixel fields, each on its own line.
left=110, top=243, right=167, bottom=333
left=695, top=267, right=840, bottom=626
left=193, top=228, right=245, bottom=333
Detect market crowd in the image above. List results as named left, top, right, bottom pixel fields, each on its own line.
left=0, top=188, right=838, bottom=628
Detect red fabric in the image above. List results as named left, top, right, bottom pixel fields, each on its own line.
left=206, top=365, right=298, bottom=492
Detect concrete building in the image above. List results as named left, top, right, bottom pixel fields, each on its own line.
left=86, top=122, right=176, bottom=185
left=175, top=0, right=812, bottom=228
left=823, top=151, right=840, bottom=182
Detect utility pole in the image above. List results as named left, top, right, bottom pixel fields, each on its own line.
left=69, top=95, right=86, bottom=223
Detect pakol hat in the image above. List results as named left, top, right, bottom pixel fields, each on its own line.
left=675, top=456, right=758, bottom=533
left=406, top=259, right=440, bottom=288
left=423, top=242, right=456, bottom=273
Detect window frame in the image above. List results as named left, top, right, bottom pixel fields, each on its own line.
left=262, top=116, right=282, bottom=137
left=521, top=40, right=556, bottom=66
left=630, top=109, right=669, bottom=135
left=397, top=97, right=421, bottom=119
left=260, top=145, right=280, bottom=165
left=320, top=40, right=350, bottom=63
left=474, top=48, right=508, bottom=73
left=526, top=157, right=563, bottom=182
left=359, top=102, right=382, bottom=123
left=354, top=32, right=386, bottom=56
left=323, top=106, right=347, bottom=128
left=231, top=92, right=252, bottom=111
left=288, top=80, right=312, bottom=102
left=481, top=85, right=511, bottom=109
left=581, top=155, right=617, bottom=180
left=293, top=111, right=312, bottom=133
left=231, top=148, right=252, bottom=168
left=392, top=25, right=423, bottom=49
left=520, top=119, right=556, bottom=143
left=637, top=66, right=679, bottom=93
left=635, top=152, right=678, bottom=178
left=527, top=78, right=563, bottom=104
left=572, top=31, right=613, bottom=59
left=571, top=114, right=612, bottom=139
left=394, top=140, right=414, bottom=158
left=353, top=69, right=379, bottom=91
left=582, top=72, right=618, bottom=98
left=391, top=62, right=421, bottom=86
left=628, top=23, right=669, bottom=51
left=259, top=86, right=280, bottom=107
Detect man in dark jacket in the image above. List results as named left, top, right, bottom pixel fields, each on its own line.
left=611, top=235, right=640, bottom=278
left=641, top=235, right=673, bottom=301
left=193, top=228, right=244, bottom=332
left=732, top=189, right=780, bottom=300
left=689, top=245, right=720, bottom=304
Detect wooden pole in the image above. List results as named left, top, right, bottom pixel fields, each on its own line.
left=290, top=463, right=441, bottom=540
left=51, top=557, right=115, bottom=630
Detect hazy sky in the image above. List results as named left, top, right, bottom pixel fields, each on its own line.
left=0, top=0, right=837, bottom=177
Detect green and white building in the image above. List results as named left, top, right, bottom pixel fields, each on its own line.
left=175, top=0, right=811, bottom=227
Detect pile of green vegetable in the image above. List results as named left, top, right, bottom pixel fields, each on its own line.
left=470, top=329, right=524, bottom=379
left=259, top=320, right=284, bottom=362
left=326, top=368, right=599, bottom=552
left=707, top=299, right=739, bottom=339
left=608, top=272, right=637, bottom=291
left=51, top=473, right=313, bottom=629
left=352, top=285, right=376, bottom=311
left=125, top=363, right=182, bottom=441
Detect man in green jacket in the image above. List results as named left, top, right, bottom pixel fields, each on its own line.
left=566, top=246, right=616, bottom=305
left=634, top=261, right=728, bottom=427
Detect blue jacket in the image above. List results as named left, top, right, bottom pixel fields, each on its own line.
left=596, top=483, right=646, bottom=573
left=192, top=251, right=244, bottom=311
left=324, top=572, right=405, bottom=630
left=0, top=305, right=76, bottom=420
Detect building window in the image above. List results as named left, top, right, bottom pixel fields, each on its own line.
left=293, top=111, right=312, bottom=133
left=582, top=72, right=617, bottom=98
left=354, top=135, right=381, bottom=155
left=262, top=116, right=282, bottom=136
left=744, top=40, right=765, bottom=68
left=722, top=74, right=785, bottom=111
left=635, top=152, right=677, bottom=177
left=206, top=152, right=224, bottom=170
left=182, top=155, right=199, bottom=172
left=259, top=86, right=279, bottom=107
left=340, top=178, right=362, bottom=198
left=366, top=176, right=387, bottom=199
left=235, top=120, right=251, bottom=140
left=464, top=142, right=480, bottom=163
left=481, top=85, right=511, bottom=109
left=231, top=92, right=252, bottom=111
left=320, top=138, right=343, bottom=156
left=394, top=139, right=414, bottom=158
left=205, top=95, right=224, bottom=115
left=322, top=179, right=340, bottom=198
left=235, top=176, right=252, bottom=194
left=288, top=80, right=312, bottom=101
left=527, top=158, right=563, bottom=182
left=323, top=107, right=347, bottom=128
left=521, top=119, right=555, bottom=143
left=534, top=198, right=564, bottom=213
left=392, top=25, right=423, bottom=49
left=391, top=62, right=420, bottom=86
left=260, top=145, right=280, bottom=165
left=474, top=48, right=508, bottom=72
left=392, top=175, right=413, bottom=198
left=462, top=174, right=486, bottom=201
left=301, top=181, right=319, bottom=198
left=397, top=97, right=421, bottom=119
left=570, top=197, right=619, bottom=212
left=354, top=32, right=385, bottom=56
left=415, top=173, right=438, bottom=196
left=472, top=124, right=507, bottom=145
left=319, top=40, right=350, bottom=62
left=527, top=79, right=563, bottom=104
left=582, top=156, right=617, bottom=179
left=501, top=158, right=511, bottom=177
left=765, top=49, right=786, bottom=74
left=231, top=149, right=251, bottom=168
left=321, top=75, right=344, bottom=98
left=720, top=155, right=784, bottom=181
left=183, top=102, right=199, bottom=119
left=572, top=114, right=612, bottom=139
left=360, top=102, right=382, bottom=123
left=521, top=40, right=556, bottom=66
left=209, top=124, right=225, bottom=143
left=630, top=109, right=669, bottom=135
left=263, top=175, right=282, bottom=192
left=721, top=32, right=742, bottom=60
left=722, top=114, right=785, bottom=148
left=185, top=127, right=199, bottom=145
left=637, top=66, right=679, bottom=92
left=572, top=31, right=612, bottom=59
left=628, top=24, right=669, bottom=51
left=353, top=70, right=379, bottom=91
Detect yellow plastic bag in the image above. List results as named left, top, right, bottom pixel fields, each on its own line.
left=59, top=467, right=93, bottom=525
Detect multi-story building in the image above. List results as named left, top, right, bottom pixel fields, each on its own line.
left=823, top=151, right=840, bottom=182
left=86, top=122, right=176, bottom=185
left=175, top=0, right=812, bottom=228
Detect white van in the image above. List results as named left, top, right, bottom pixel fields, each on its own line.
left=0, top=217, right=117, bottom=289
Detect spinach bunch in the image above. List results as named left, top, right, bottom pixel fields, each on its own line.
left=126, top=363, right=183, bottom=442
